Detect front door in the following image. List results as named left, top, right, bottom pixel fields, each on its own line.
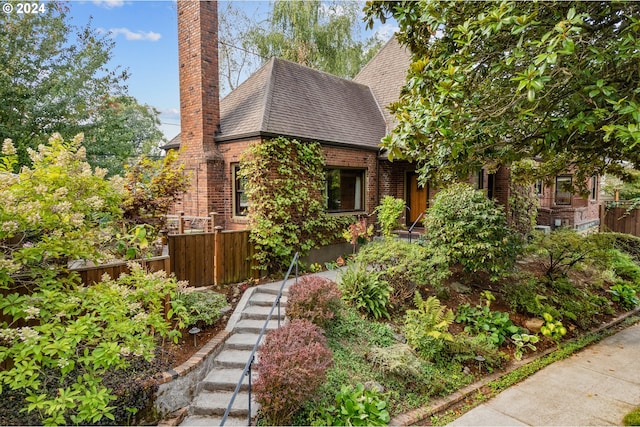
left=406, top=172, right=427, bottom=226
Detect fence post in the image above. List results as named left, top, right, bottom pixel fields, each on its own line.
left=208, top=212, right=218, bottom=232
left=599, top=204, right=605, bottom=232
left=178, top=211, right=185, bottom=234
left=214, top=226, right=223, bottom=285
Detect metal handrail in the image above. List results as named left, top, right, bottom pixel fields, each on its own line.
left=408, top=211, right=425, bottom=243
left=220, top=252, right=300, bottom=426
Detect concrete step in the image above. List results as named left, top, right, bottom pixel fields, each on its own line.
left=189, top=390, right=257, bottom=418
left=225, top=333, right=263, bottom=351
left=215, top=349, right=255, bottom=369
left=199, top=368, right=256, bottom=393
left=233, top=318, right=282, bottom=334
left=257, top=281, right=292, bottom=295
left=248, top=291, right=288, bottom=307
left=241, top=304, right=286, bottom=321
left=181, top=415, right=249, bottom=426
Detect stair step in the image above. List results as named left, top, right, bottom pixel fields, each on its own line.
left=215, top=349, right=255, bottom=369
left=190, top=390, right=257, bottom=417
left=241, top=304, right=286, bottom=321
left=200, top=368, right=256, bottom=392
left=249, top=292, right=288, bottom=307
left=257, top=281, right=292, bottom=295
left=233, top=318, right=282, bottom=334
left=225, top=333, right=263, bottom=351
left=181, top=415, right=249, bottom=426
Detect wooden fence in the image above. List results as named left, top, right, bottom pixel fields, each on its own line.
left=600, top=204, right=640, bottom=237
left=69, top=230, right=254, bottom=288
left=72, top=256, right=170, bottom=285
left=168, top=229, right=255, bottom=287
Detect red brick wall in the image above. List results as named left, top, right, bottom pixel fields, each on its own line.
left=176, top=0, right=222, bottom=217
left=537, top=175, right=600, bottom=230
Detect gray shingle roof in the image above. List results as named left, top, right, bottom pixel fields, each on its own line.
left=215, top=57, right=386, bottom=150
left=353, top=36, right=411, bottom=133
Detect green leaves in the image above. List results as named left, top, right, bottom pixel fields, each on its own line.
left=365, top=1, right=640, bottom=185
left=311, top=383, right=390, bottom=426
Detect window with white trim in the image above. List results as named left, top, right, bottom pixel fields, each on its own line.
left=555, top=176, right=572, bottom=206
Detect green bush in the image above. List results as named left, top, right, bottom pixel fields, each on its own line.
left=366, top=343, right=426, bottom=379
left=454, top=303, right=521, bottom=347
left=528, top=228, right=613, bottom=282
left=423, top=183, right=521, bottom=282
left=374, top=195, right=406, bottom=238
left=354, top=239, right=450, bottom=309
left=608, top=283, right=640, bottom=310
left=607, top=232, right=640, bottom=264
left=445, top=333, right=508, bottom=368
left=311, top=383, right=390, bottom=427
left=403, top=293, right=454, bottom=361
left=338, top=262, right=392, bottom=320
left=172, top=290, right=227, bottom=329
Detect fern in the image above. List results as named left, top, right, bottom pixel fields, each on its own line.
left=403, top=293, right=454, bottom=361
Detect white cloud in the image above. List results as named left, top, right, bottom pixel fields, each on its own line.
left=374, top=23, right=399, bottom=42
left=92, top=0, right=125, bottom=9
left=107, top=27, right=162, bottom=42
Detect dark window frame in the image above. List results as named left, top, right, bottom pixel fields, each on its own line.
left=233, top=164, right=249, bottom=217
left=325, top=168, right=366, bottom=213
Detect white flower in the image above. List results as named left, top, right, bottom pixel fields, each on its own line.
left=119, top=346, right=131, bottom=357
left=24, top=306, right=40, bottom=320
left=57, top=358, right=69, bottom=369
left=18, top=327, right=39, bottom=341
left=2, top=139, right=16, bottom=155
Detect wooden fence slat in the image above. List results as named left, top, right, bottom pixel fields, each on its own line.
left=601, top=206, right=640, bottom=238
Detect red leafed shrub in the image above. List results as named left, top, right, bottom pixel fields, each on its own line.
left=286, top=276, right=342, bottom=327
left=254, top=319, right=333, bottom=425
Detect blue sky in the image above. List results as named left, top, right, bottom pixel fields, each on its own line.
left=66, top=1, right=398, bottom=142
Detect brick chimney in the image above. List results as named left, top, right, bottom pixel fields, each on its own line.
left=176, top=0, right=225, bottom=219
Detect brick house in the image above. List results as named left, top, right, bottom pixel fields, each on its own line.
left=167, top=1, right=599, bottom=232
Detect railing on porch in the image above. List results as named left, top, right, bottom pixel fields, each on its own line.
left=220, top=252, right=300, bottom=426
left=165, top=212, right=220, bottom=234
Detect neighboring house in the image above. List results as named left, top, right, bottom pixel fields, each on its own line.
left=167, top=1, right=599, bottom=232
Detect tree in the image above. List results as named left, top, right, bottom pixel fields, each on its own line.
left=85, top=96, right=165, bottom=176
left=364, top=1, right=640, bottom=189
left=247, top=0, right=381, bottom=79
left=0, top=3, right=163, bottom=175
left=218, top=2, right=262, bottom=95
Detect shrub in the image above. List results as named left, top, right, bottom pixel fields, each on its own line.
left=172, top=290, right=227, bottom=328
left=528, top=228, right=613, bottom=282
left=338, top=262, right=392, bottom=319
left=254, top=319, right=333, bottom=426
left=540, top=312, right=567, bottom=344
left=374, top=196, right=406, bottom=238
left=403, top=293, right=454, bottom=361
left=311, top=383, right=390, bottom=427
left=354, top=239, right=450, bottom=309
left=607, top=232, right=640, bottom=264
left=445, top=333, right=508, bottom=368
left=454, top=302, right=521, bottom=347
left=286, top=276, right=342, bottom=328
left=608, top=283, right=639, bottom=310
left=423, top=183, right=521, bottom=282
left=366, top=343, right=426, bottom=379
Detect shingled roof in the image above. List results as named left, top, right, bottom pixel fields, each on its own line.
left=353, top=37, right=411, bottom=133
left=213, top=57, right=386, bottom=149
left=164, top=57, right=388, bottom=151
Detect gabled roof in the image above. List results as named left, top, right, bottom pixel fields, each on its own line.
left=354, top=36, right=411, bottom=133
left=215, top=57, right=386, bottom=150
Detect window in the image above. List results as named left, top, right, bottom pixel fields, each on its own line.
left=473, top=169, right=484, bottom=190
left=534, top=179, right=543, bottom=196
left=325, top=168, right=365, bottom=212
left=555, top=176, right=572, bottom=205
left=233, top=165, right=249, bottom=216
left=591, top=176, right=598, bottom=200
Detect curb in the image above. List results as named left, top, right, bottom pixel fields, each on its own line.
left=390, top=307, right=640, bottom=426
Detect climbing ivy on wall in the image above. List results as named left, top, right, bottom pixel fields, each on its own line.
left=238, top=137, right=350, bottom=273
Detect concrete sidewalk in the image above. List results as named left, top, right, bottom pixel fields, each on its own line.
left=449, top=322, right=640, bottom=426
